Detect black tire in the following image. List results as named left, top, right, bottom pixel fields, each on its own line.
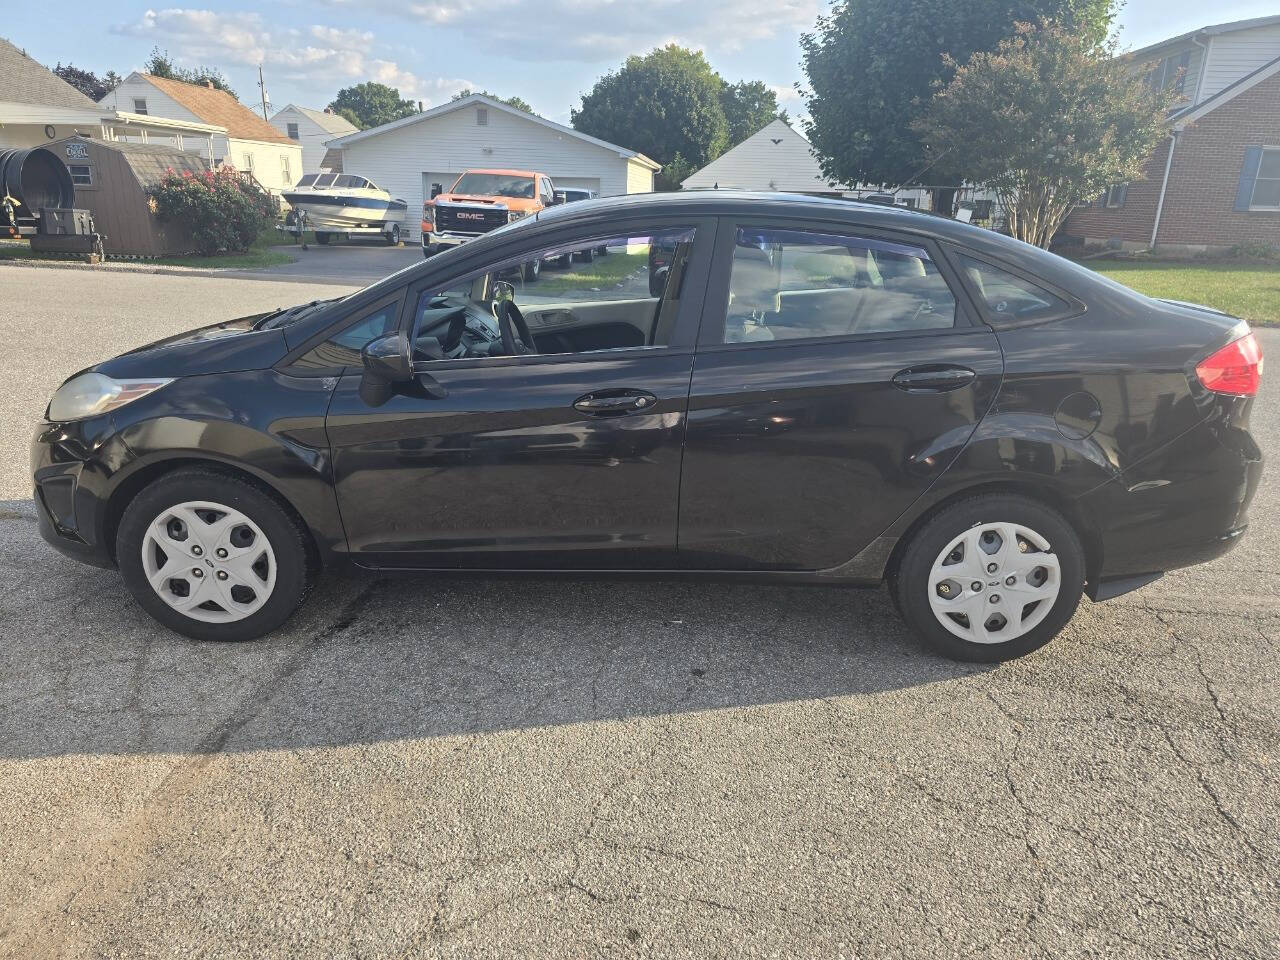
left=385, top=223, right=400, bottom=246
left=892, top=494, right=1084, bottom=662
left=117, top=468, right=315, bottom=642
left=596, top=245, right=608, bottom=257
left=521, top=258, right=540, bottom=282
left=315, top=232, right=331, bottom=245
left=575, top=247, right=595, bottom=264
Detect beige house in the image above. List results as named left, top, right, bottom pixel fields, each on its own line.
left=99, top=73, right=302, bottom=192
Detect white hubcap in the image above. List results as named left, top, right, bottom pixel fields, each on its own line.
left=141, top=500, right=277, bottom=623
left=927, top=521, right=1061, bottom=645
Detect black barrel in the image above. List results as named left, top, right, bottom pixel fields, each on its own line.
left=0, top=147, right=76, bottom=218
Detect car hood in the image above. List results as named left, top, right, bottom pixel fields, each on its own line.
left=93, top=312, right=289, bottom=380
left=435, top=193, right=541, bottom=210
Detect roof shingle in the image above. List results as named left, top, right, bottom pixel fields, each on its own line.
left=0, top=35, right=101, bottom=110
left=139, top=74, right=295, bottom=144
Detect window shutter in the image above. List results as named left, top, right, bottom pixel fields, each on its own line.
left=1234, top=146, right=1263, bottom=211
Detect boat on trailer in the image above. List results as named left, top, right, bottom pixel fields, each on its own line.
left=281, top=173, right=408, bottom=244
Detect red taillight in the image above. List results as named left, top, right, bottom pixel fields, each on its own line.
left=1196, top=332, right=1263, bottom=397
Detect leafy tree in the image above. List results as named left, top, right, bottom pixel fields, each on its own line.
left=145, top=47, right=237, bottom=99
left=327, top=82, right=418, bottom=131
left=53, top=63, right=109, bottom=101
left=915, top=21, right=1175, bottom=247
left=572, top=45, right=729, bottom=190
left=800, top=0, right=1114, bottom=213
left=720, top=80, right=780, bottom=145
left=451, top=89, right=535, bottom=113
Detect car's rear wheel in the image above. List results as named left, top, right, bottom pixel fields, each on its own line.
left=893, top=494, right=1084, bottom=662
left=521, top=258, right=540, bottom=282
left=117, top=469, right=313, bottom=642
left=315, top=231, right=331, bottom=245
left=575, top=247, right=595, bottom=264
left=384, top=223, right=400, bottom=246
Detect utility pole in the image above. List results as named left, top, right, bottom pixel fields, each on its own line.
left=258, top=65, right=269, bottom=121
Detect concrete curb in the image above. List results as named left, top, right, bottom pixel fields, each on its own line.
left=0, top=256, right=254, bottom=280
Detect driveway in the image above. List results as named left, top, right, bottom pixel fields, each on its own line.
left=238, top=239, right=424, bottom=285
left=1, top=268, right=1276, bottom=958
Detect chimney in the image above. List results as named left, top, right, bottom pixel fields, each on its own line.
left=418, top=100, right=424, bottom=112
left=205, top=79, right=214, bottom=89
left=324, top=106, right=333, bottom=114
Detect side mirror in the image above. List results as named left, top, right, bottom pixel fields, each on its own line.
left=361, top=332, right=412, bottom=383
left=553, top=190, right=567, bottom=205
left=430, top=183, right=443, bottom=199
left=492, top=279, right=515, bottom=303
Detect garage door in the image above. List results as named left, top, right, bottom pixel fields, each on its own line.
left=550, top=176, right=601, bottom=194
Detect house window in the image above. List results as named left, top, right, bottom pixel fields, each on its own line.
left=476, top=107, right=488, bottom=126
left=286, top=122, right=299, bottom=140
left=1250, top=148, right=1280, bottom=210
left=281, top=154, right=292, bottom=183
left=244, top=152, right=255, bottom=172
left=133, top=98, right=148, bottom=115
left=1105, top=183, right=1128, bottom=208
left=68, top=165, right=92, bottom=186
left=1148, top=50, right=1192, bottom=95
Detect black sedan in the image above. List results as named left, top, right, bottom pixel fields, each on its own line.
left=32, top=193, right=1264, bottom=661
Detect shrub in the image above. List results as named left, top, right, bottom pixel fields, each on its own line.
left=151, top=167, right=276, bottom=256
left=1227, top=241, right=1279, bottom=262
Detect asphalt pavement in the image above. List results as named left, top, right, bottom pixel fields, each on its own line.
left=1, top=266, right=1276, bottom=958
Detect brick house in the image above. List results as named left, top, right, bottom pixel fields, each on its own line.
left=1060, top=16, right=1280, bottom=254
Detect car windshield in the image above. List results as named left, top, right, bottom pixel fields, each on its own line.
left=451, top=173, right=535, bottom=199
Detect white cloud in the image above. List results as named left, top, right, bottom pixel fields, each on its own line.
left=114, top=8, right=471, bottom=103
left=316, top=0, right=822, bottom=61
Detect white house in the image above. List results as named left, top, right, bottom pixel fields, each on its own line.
left=326, top=94, right=660, bottom=241
left=269, top=104, right=356, bottom=174
left=681, top=118, right=848, bottom=195
left=0, top=36, right=222, bottom=155
left=98, top=73, right=302, bottom=192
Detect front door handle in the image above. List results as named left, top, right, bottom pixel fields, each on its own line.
left=573, top=390, right=657, bottom=416
left=891, top=365, right=977, bottom=393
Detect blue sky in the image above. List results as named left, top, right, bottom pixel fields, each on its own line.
left=5, top=1, right=1277, bottom=126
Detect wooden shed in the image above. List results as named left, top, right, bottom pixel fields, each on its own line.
left=47, top=136, right=208, bottom=256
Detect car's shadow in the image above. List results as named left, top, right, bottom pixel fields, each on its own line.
left=0, top=500, right=991, bottom=760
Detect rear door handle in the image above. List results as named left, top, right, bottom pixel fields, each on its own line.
left=891, top=365, right=977, bottom=393
left=573, top=390, right=658, bottom=416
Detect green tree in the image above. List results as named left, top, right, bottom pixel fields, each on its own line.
left=144, top=47, right=237, bottom=99
left=451, top=89, right=535, bottom=113
left=915, top=21, right=1175, bottom=247
left=52, top=63, right=109, bottom=101
left=572, top=45, right=730, bottom=190
left=720, top=80, right=780, bottom=145
left=800, top=0, right=1114, bottom=213
left=327, top=81, right=418, bottom=130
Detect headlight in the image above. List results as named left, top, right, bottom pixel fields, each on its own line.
left=47, top=372, right=173, bottom=422
left=507, top=210, right=528, bottom=223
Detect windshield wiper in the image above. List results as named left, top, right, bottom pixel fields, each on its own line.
left=256, top=298, right=339, bottom=330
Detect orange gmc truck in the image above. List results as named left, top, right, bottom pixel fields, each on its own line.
left=421, top=168, right=559, bottom=272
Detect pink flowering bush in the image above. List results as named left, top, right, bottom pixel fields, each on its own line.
left=151, top=167, right=275, bottom=256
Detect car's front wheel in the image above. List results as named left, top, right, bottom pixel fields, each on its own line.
left=117, top=468, right=314, bottom=642
left=893, top=494, right=1084, bottom=662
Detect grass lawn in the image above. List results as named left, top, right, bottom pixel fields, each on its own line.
left=1086, top=259, right=1280, bottom=326
left=532, top=251, right=648, bottom=295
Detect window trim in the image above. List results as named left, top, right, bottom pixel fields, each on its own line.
left=67, top=164, right=93, bottom=187
left=1248, top=145, right=1280, bottom=212
left=132, top=98, right=148, bottom=115
left=1104, top=183, right=1128, bottom=208
left=941, top=245, right=1086, bottom=329
left=697, top=216, right=979, bottom=351
left=286, top=122, right=300, bottom=140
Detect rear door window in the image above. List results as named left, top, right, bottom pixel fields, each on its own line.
left=714, top=226, right=958, bottom=343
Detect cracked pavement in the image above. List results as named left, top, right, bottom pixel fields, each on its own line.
left=0, top=269, right=1276, bottom=958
